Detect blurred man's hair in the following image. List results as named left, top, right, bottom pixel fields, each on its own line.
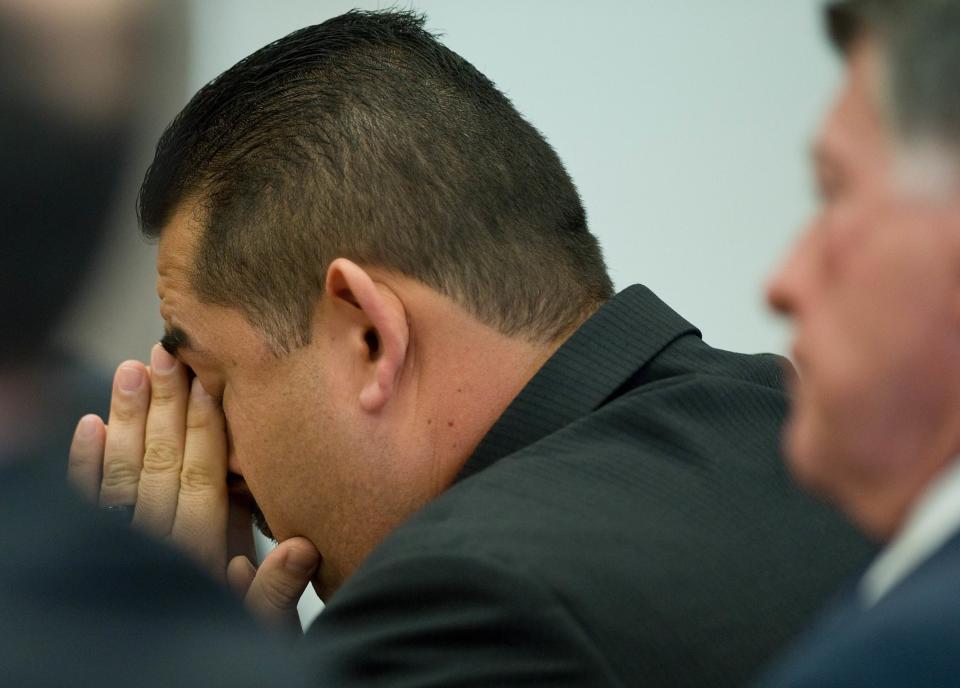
left=826, top=1, right=960, bottom=154
left=138, top=10, right=612, bottom=352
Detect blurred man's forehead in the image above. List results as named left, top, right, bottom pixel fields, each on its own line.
left=816, top=38, right=892, bottom=172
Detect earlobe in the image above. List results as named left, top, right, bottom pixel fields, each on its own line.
left=325, top=258, right=409, bottom=413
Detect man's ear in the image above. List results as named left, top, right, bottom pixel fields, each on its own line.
left=325, top=258, right=409, bottom=413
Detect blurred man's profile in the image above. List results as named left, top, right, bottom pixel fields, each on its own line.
left=759, top=1, right=960, bottom=685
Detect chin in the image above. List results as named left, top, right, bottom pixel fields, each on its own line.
left=311, top=567, right=340, bottom=603
left=782, top=407, right=829, bottom=494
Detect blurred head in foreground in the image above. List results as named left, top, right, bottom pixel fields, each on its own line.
left=0, top=0, right=149, bottom=362
left=768, top=0, right=960, bottom=539
left=0, top=0, right=153, bottom=453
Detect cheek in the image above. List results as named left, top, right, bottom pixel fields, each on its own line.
left=222, top=379, right=328, bottom=535
left=785, top=373, right=883, bottom=508
left=222, top=390, right=280, bottom=481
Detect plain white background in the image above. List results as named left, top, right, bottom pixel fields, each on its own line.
left=67, top=1, right=842, bottom=625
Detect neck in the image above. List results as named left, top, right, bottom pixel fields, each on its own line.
left=394, top=282, right=576, bottom=495
left=854, top=421, right=960, bottom=540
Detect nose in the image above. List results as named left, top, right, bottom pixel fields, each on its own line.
left=766, top=229, right=814, bottom=318
left=766, top=267, right=794, bottom=317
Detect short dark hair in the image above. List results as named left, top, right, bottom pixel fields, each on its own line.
left=825, top=1, right=960, bottom=153
left=825, top=1, right=870, bottom=55
left=138, top=9, right=612, bottom=352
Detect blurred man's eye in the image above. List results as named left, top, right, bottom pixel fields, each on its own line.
left=815, top=173, right=845, bottom=206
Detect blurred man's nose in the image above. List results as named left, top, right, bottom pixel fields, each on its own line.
left=766, top=270, right=793, bottom=316
left=766, top=234, right=810, bottom=318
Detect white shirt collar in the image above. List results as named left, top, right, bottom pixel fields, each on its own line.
left=860, top=457, right=960, bottom=607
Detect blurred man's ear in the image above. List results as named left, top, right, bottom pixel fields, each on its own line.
left=324, top=258, right=409, bottom=413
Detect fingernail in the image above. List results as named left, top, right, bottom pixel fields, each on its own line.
left=77, top=415, right=99, bottom=438
left=190, top=377, right=209, bottom=401
left=117, top=365, right=144, bottom=392
left=285, top=547, right=318, bottom=574
left=151, top=344, right=176, bottom=373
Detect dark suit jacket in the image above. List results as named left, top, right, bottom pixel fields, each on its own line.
left=755, top=531, right=960, bottom=687
left=305, top=285, right=874, bottom=687
left=0, top=450, right=306, bottom=688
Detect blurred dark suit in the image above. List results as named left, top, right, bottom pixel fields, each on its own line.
left=756, top=522, right=960, bottom=687
left=0, top=450, right=306, bottom=687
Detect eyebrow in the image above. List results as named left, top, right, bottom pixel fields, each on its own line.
left=160, top=325, right=199, bottom=358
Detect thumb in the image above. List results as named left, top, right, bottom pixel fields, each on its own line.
left=242, top=537, right=320, bottom=633
left=227, top=555, right=257, bottom=599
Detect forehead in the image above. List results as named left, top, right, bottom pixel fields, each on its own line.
left=155, top=202, right=273, bottom=362
left=156, top=201, right=203, bottom=312
left=817, top=38, right=891, bottom=165
left=157, top=201, right=201, bottom=279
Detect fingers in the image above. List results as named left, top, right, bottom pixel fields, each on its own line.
left=227, top=555, right=257, bottom=599
left=100, top=361, right=150, bottom=506
left=170, top=378, right=229, bottom=579
left=68, top=414, right=106, bottom=502
left=133, top=344, right=190, bottom=537
left=241, top=538, right=319, bottom=633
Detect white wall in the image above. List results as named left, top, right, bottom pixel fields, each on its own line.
left=184, top=0, right=840, bottom=628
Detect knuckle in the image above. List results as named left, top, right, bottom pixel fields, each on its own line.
left=141, top=439, right=182, bottom=474
left=186, top=406, right=213, bottom=431
left=259, top=577, right=298, bottom=610
left=100, top=461, right=140, bottom=490
left=110, top=401, right=145, bottom=424
left=178, top=462, right=218, bottom=494
left=150, top=379, right=181, bottom=404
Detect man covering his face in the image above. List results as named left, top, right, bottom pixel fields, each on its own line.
left=760, top=1, right=960, bottom=685
left=76, top=9, right=872, bottom=687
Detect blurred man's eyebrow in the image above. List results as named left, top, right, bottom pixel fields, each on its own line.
left=810, top=142, right=840, bottom=173
left=160, top=325, right=194, bottom=357
left=810, top=142, right=828, bottom=168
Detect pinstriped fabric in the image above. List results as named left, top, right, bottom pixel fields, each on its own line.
left=457, top=285, right=700, bottom=482
left=310, top=283, right=874, bottom=688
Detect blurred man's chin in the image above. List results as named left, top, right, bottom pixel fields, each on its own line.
left=782, top=409, right=828, bottom=493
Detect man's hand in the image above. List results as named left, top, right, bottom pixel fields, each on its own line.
left=68, top=344, right=231, bottom=576
left=67, top=343, right=318, bottom=628
left=228, top=538, right=320, bottom=634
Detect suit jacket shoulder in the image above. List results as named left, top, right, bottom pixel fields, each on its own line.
left=0, top=454, right=307, bottom=688
left=309, top=286, right=873, bottom=687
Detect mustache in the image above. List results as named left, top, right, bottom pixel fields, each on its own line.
left=227, top=473, right=275, bottom=542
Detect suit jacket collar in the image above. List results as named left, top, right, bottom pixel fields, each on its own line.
left=860, top=458, right=960, bottom=607
left=456, top=284, right=700, bottom=482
